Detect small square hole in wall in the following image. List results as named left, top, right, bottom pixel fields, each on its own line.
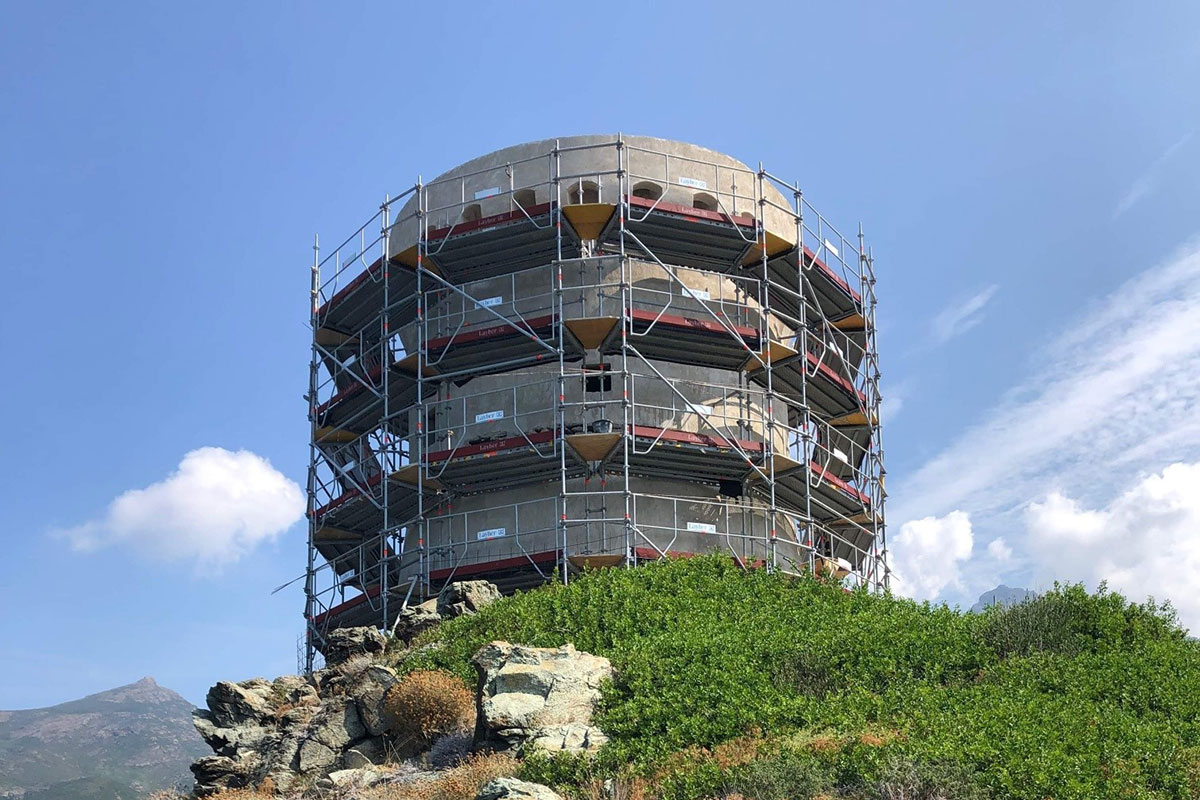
left=584, top=363, right=612, bottom=393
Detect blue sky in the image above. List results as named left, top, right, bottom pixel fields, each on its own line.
left=2, top=2, right=1199, bottom=709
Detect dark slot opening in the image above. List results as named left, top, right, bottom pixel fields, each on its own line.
left=718, top=479, right=743, bottom=499
left=584, top=362, right=612, bottom=393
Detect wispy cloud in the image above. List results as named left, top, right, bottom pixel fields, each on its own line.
left=929, top=284, right=999, bottom=345
left=891, top=238, right=1200, bottom=525
left=879, top=377, right=911, bottom=425
left=55, top=447, right=304, bottom=569
left=888, top=238, right=1200, bottom=622
left=1113, top=131, right=1195, bottom=219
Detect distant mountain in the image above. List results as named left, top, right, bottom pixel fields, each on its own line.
left=971, top=584, right=1037, bottom=613
left=0, top=677, right=207, bottom=800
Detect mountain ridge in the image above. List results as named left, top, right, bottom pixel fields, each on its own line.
left=969, top=583, right=1037, bottom=613
left=0, top=677, right=207, bottom=800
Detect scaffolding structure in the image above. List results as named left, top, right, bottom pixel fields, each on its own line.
left=302, top=136, right=885, bottom=670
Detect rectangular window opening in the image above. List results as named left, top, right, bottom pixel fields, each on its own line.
left=584, top=362, right=612, bottom=393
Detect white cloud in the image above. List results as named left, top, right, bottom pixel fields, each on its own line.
left=888, top=239, right=1200, bottom=610
left=1025, top=462, right=1200, bottom=630
left=890, top=510, right=973, bottom=601
left=986, top=537, right=1013, bottom=562
left=929, top=284, right=998, bottom=344
left=1113, top=131, right=1194, bottom=219
left=59, top=447, right=304, bottom=568
left=878, top=377, right=911, bottom=425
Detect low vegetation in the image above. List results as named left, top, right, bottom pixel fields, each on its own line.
left=383, top=670, right=476, bottom=749
left=389, top=555, right=1200, bottom=799
left=365, top=752, right=517, bottom=800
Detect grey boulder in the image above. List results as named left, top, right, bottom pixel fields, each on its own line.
left=474, top=642, right=611, bottom=754
left=476, top=777, right=564, bottom=800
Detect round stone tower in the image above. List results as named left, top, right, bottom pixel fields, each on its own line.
left=305, top=135, right=884, bottom=656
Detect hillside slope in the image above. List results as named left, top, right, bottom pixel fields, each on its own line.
left=392, top=556, right=1200, bottom=799
left=0, top=677, right=207, bottom=800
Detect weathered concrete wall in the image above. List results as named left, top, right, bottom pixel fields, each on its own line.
left=412, top=477, right=802, bottom=580
left=387, top=135, right=796, bottom=252
left=400, top=256, right=790, bottom=353
left=414, top=361, right=789, bottom=460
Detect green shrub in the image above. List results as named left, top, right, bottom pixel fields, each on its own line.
left=977, top=582, right=1184, bottom=659
left=721, top=747, right=836, bottom=800
left=393, top=555, right=1200, bottom=800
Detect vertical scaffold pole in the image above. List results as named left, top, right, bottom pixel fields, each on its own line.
left=795, top=187, right=814, bottom=577
left=865, top=239, right=887, bottom=591
left=553, top=142, right=569, bottom=584
left=757, top=165, right=778, bottom=571
left=415, top=177, right=428, bottom=599
left=305, top=234, right=320, bottom=673
left=855, top=226, right=876, bottom=590
left=380, top=198, right=391, bottom=630
left=617, top=135, right=633, bottom=569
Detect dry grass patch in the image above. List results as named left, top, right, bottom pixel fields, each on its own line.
left=364, top=752, right=517, bottom=800
left=383, top=670, right=475, bottom=748
left=200, top=789, right=277, bottom=800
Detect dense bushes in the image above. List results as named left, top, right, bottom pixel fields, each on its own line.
left=976, top=582, right=1183, bottom=659
left=396, top=556, right=1200, bottom=799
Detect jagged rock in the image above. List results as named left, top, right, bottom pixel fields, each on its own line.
left=294, top=698, right=367, bottom=775
left=272, top=674, right=320, bottom=706
left=391, top=581, right=500, bottom=644
left=530, top=723, right=606, bottom=752
left=476, top=777, right=564, bottom=800
left=192, top=710, right=231, bottom=754
left=193, top=673, right=374, bottom=793
left=263, top=733, right=304, bottom=791
left=393, top=598, right=442, bottom=643
left=278, top=701, right=320, bottom=729
left=439, top=580, right=502, bottom=617
left=205, top=680, right=276, bottom=728
left=473, top=642, right=611, bottom=754
left=317, top=767, right=387, bottom=790
left=304, top=700, right=366, bottom=754
left=351, top=664, right=399, bottom=736
left=190, top=755, right=252, bottom=797
left=193, top=702, right=278, bottom=758
left=297, top=737, right=339, bottom=775
left=322, top=626, right=387, bottom=666
left=343, top=736, right=388, bottom=768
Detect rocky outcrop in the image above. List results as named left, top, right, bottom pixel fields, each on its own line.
left=189, top=580, right=614, bottom=797
left=473, top=642, right=612, bottom=754
left=439, top=580, right=503, bottom=617
left=349, top=664, right=399, bottom=737
left=392, top=598, right=442, bottom=644
left=321, top=627, right=387, bottom=666
left=476, top=777, right=564, bottom=800
left=190, top=755, right=252, bottom=795
left=393, top=580, right=502, bottom=643
left=190, top=673, right=387, bottom=796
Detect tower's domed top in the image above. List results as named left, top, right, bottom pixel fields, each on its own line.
left=391, top=134, right=794, bottom=247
